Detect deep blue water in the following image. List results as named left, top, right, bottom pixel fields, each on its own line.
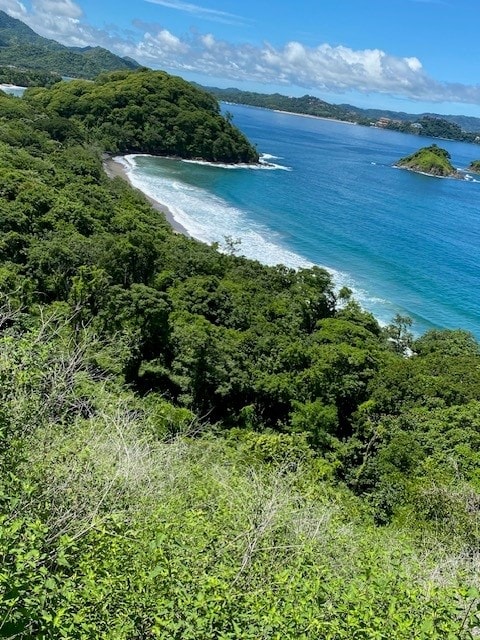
left=118, top=104, right=480, bottom=338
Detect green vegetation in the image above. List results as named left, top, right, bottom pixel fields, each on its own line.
left=203, top=85, right=480, bottom=144
left=395, top=144, right=460, bottom=177
left=199, top=85, right=361, bottom=122
left=27, top=69, right=259, bottom=162
left=0, top=79, right=479, bottom=637
left=383, top=115, right=480, bottom=143
left=467, top=159, right=480, bottom=173
left=411, top=116, right=466, bottom=140
left=0, top=65, right=61, bottom=88
left=0, top=9, right=139, bottom=78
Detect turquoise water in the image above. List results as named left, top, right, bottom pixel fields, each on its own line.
left=0, top=85, right=26, bottom=97
left=118, top=104, right=480, bottom=338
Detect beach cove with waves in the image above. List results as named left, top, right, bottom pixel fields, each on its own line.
left=107, top=103, right=480, bottom=339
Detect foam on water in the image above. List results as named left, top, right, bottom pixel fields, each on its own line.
left=119, top=155, right=305, bottom=268
left=0, top=84, right=26, bottom=97
left=115, top=154, right=398, bottom=325
left=180, top=153, right=292, bottom=171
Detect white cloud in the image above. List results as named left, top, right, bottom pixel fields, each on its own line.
left=201, top=33, right=215, bottom=49
left=32, top=0, right=82, bottom=19
left=123, top=34, right=480, bottom=106
left=0, top=0, right=27, bottom=19
left=144, top=0, right=247, bottom=26
left=141, top=28, right=189, bottom=55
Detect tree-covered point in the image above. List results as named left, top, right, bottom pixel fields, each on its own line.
left=381, top=115, right=479, bottom=142
left=394, top=144, right=460, bottom=177
left=202, top=84, right=480, bottom=143
left=468, top=159, right=480, bottom=173
left=200, top=85, right=361, bottom=122
left=415, top=116, right=466, bottom=140
left=26, top=69, right=260, bottom=163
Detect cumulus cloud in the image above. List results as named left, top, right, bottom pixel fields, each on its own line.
left=123, top=34, right=480, bottom=106
left=0, top=0, right=479, bottom=106
left=139, top=28, right=189, bottom=58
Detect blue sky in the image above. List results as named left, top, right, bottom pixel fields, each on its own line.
left=3, top=0, right=480, bottom=116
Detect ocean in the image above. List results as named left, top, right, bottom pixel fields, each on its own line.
left=117, top=103, right=480, bottom=339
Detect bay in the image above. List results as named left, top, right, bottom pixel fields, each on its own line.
left=120, top=103, right=480, bottom=338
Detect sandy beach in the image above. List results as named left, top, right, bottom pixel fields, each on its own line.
left=273, top=109, right=358, bottom=125
left=103, top=156, right=191, bottom=237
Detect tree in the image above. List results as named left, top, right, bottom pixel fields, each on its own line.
left=384, top=313, right=413, bottom=355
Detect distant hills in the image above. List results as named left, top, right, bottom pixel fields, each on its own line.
left=200, top=85, right=480, bottom=144
left=339, top=104, right=480, bottom=135
left=0, top=10, right=139, bottom=78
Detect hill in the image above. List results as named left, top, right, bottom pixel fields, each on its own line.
left=341, top=104, right=480, bottom=133
left=0, top=84, right=479, bottom=636
left=0, top=10, right=139, bottom=78
left=203, top=85, right=480, bottom=143
left=394, top=144, right=460, bottom=177
left=467, top=159, right=480, bottom=174
left=198, top=84, right=361, bottom=122
left=26, top=69, right=259, bottom=163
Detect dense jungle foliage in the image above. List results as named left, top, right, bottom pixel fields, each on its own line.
left=0, top=65, right=61, bottom=88
left=27, top=70, right=259, bottom=163
left=1, top=76, right=480, bottom=638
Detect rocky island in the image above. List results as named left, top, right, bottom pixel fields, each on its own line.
left=394, top=144, right=460, bottom=178
left=467, top=160, right=480, bottom=174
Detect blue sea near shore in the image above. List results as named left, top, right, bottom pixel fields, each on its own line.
left=118, top=103, right=480, bottom=339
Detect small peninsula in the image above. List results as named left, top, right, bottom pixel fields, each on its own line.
left=26, top=69, right=259, bottom=164
left=394, top=144, right=460, bottom=178
left=467, top=160, right=480, bottom=174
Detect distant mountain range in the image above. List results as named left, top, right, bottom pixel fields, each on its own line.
left=0, top=10, right=139, bottom=78
left=199, top=85, right=480, bottom=141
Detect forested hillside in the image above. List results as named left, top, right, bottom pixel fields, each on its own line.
left=203, top=84, right=480, bottom=143
left=27, top=70, right=259, bottom=162
left=1, top=74, right=480, bottom=637
left=0, top=9, right=139, bottom=78
left=0, top=65, right=61, bottom=88
left=198, top=85, right=360, bottom=122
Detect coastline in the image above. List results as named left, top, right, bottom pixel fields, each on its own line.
left=102, top=156, right=191, bottom=237
left=221, top=101, right=357, bottom=126
left=393, top=164, right=464, bottom=180
left=272, top=109, right=357, bottom=125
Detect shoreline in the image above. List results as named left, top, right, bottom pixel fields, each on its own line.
left=393, top=164, right=465, bottom=180
left=221, top=101, right=357, bottom=126
left=102, top=154, right=392, bottom=326
left=102, top=156, right=191, bottom=237
left=272, top=109, right=358, bottom=125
